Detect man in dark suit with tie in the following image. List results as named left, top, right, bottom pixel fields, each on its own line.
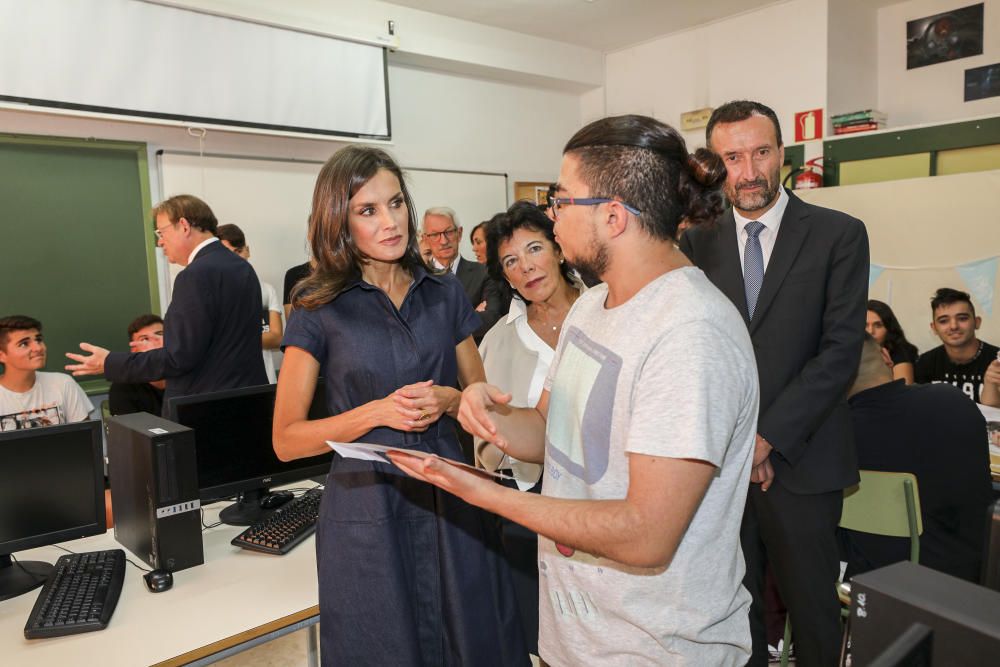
left=66, top=195, right=267, bottom=410
left=680, top=100, right=869, bottom=667
left=422, top=206, right=507, bottom=341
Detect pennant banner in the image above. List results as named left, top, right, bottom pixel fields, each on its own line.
left=868, top=264, right=885, bottom=289
left=956, top=257, right=999, bottom=316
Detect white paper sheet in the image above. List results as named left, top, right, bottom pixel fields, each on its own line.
left=326, top=441, right=515, bottom=480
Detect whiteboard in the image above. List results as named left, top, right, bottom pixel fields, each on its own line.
left=158, top=152, right=509, bottom=307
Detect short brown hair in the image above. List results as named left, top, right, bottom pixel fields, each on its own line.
left=216, top=224, right=247, bottom=251
left=706, top=100, right=783, bottom=148
left=127, top=314, right=163, bottom=340
left=0, top=315, right=42, bottom=349
left=931, top=287, right=975, bottom=317
left=152, top=195, right=218, bottom=234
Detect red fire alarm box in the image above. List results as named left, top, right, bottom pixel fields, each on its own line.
left=794, top=109, right=823, bottom=142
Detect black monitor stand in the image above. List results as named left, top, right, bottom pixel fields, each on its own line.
left=218, top=488, right=270, bottom=526
left=0, top=554, right=52, bottom=602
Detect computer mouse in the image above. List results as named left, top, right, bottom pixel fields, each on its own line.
left=260, top=490, right=294, bottom=510
left=143, top=569, right=173, bottom=593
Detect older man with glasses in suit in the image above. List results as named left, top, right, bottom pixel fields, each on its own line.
left=422, top=206, right=507, bottom=342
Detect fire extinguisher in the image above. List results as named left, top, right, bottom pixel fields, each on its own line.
left=785, top=157, right=824, bottom=190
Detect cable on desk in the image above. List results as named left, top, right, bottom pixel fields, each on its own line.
left=201, top=507, right=224, bottom=531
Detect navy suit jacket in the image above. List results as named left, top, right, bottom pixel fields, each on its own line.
left=680, top=190, right=869, bottom=494
left=105, top=240, right=268, bottom=412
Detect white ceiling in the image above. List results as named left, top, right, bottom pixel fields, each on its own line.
left=383, top=0, right=788, bottom=52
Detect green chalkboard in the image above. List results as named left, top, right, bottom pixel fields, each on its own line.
left=0, top=134, right=157, bottom=394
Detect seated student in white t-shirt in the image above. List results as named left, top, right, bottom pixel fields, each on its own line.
left=216, top=224, right=282, bottom=383
left=0, top=315, right=93, bottom=431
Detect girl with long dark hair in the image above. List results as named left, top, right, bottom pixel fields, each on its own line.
left=866, top=299, right=919, bottom=384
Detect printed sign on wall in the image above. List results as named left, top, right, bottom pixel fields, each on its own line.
left=794, top=109, right=823, bottom=142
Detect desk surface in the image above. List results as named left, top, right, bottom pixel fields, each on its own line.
left=1, top=485, right=320, bottom=667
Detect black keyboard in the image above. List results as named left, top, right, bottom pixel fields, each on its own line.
left=23, top=549, right=126, bottom=639
left=232, top=488, right=323, bottom=555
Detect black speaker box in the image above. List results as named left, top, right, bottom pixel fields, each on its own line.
left=850, top=561, right=1000, bottom=666
left=107, top=412, right=203, bottom=572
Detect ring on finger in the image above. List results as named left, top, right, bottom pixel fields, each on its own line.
left=416, top=410, right=429, bottom=421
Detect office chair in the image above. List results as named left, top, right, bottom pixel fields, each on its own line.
left=780, top=470, right=923, bottom=667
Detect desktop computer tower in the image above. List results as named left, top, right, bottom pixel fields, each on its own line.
left=107, top=412, right=204, bottom=572
left=850, top=561, right=1000, bottom=665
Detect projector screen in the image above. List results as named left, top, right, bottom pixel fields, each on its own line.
left=0, top=0, right=389, bottom=139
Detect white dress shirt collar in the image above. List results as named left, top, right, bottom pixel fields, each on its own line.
left=506, top=294, right=527, bottom=324
left=187, top=236, right=219, bottom=266
left=733, top=186, right=789, bottom=236
left=431, top=256, right=460, bottom=275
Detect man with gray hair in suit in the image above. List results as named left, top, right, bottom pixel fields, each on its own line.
left=422, top=206, right=506, bottom=341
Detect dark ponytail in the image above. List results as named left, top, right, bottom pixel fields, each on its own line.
left=679, top=148, right=727, bottom=226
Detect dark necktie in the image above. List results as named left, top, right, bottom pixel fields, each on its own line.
left=744, top=220, right=765, bottom=320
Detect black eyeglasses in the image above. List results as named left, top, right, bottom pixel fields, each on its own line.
left=549, top=197, right=641, bottom=220
left=423, top=227, right=459, bottom=242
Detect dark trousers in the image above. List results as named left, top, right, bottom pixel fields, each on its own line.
left=496, top=475, right=542, bottom=655
left=742, top=481, right=843, bottom=667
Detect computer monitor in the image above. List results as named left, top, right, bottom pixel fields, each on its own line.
left=0, top=420, right=106, bottom=601
left=869, top=622, right=933, bottom=667
left=166, top=382, right=332, bottom=526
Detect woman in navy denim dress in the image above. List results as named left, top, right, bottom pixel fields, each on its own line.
left=273, top=145, right=527, bottom=666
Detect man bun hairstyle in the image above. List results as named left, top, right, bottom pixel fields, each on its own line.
left=563, top=115, right=726, bottom=240
left=683, top=148, right=727, bottom=227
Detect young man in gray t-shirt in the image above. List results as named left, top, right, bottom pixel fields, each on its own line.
left=390, top=115, right=758, bottom=665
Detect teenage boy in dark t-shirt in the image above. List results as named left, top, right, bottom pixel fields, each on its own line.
left=915, top=288, right=999, bottom=403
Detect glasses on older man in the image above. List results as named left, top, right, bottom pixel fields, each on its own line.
left=423, top=227, right=459, bottom=242
left=153, top=220, right=179, bottom=240
left=549, top=197, right=641, bottom=221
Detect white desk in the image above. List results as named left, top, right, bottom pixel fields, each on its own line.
left=1, top=486, right=321, bottom=666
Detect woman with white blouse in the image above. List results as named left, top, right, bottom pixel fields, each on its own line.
left=477, top=200, right=584, bottom=656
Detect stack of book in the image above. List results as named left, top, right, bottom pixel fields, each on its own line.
left=831, top=110, right=887, bottom=135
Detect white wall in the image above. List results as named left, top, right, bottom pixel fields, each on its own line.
left=799, top=170, right=1000, bottom=354
left=387, top=63, right=578, bottom=183
left=603, top=0, right=828, bottom=153
left=878, top=0, right=1000, bottom=127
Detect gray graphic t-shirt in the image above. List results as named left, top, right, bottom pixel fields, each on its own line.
left=538, top=267, right=757, bottom=666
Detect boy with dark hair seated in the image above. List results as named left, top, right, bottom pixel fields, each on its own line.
left=0, top=315, right=92, bottom=431
left=108, top=314, right=165, bottom=416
